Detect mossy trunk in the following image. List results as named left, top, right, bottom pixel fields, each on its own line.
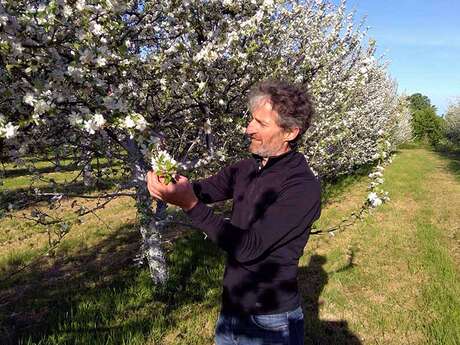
left=126, top=138, right=168, bottom=284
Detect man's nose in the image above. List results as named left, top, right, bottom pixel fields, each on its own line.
left=245, top=119, right=256, bottom=135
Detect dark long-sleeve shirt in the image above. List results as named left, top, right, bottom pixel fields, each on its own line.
left=186, top=150, right=321, bottom=315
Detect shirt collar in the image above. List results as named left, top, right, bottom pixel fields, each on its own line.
left=251, top=149, right=296, bottom=170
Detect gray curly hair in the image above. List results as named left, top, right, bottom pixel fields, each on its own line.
left=248, top=80, right=315, bottom=147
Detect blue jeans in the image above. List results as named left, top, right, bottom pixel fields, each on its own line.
left=215, top=306, right=304, bottom=345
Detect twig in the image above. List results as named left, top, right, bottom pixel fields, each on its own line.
left=0, top=229, right=69, bottom=283
left=86, top=204, right=114, bottom=231
left=76, top=195, right=117, bottom=217
left=36, top=191, right=136, bottom=199
left=310, top=206, right=368, bottom=236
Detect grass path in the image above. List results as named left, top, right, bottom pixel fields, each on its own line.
left=303, top=147, right=460, bottom=344
left=1, top=147, right=459, bottom=344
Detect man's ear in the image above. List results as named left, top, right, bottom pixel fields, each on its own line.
left=284, top=127, right=300, bottom=142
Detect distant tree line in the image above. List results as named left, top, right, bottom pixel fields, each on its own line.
left=407, top=93, right=444, bottom=145
left=406, top=93, right=460, bottom=150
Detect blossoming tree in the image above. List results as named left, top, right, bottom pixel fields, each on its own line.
left=444, top=98, right=460, bottom=146
left=0, top=0, right=411, bottom=283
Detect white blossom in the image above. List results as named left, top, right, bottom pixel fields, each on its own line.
left=34, top=99, right=51, bottom=115
left=197, top=81, right=206, bottom=90
left=68, top=66, right=84, bottom=80
left=160, top=78, right=167, bottom=91
left=123, top=113, right=148, bottom=135
left=3, top=122, right=19, bottom=139
left=95, top=56, right=107, bottom=67
left=76, top=0, right=86, bottom=11
left=263, top=0, right=274, bottom=8
left=93, top=113, right=106, bottom=127
left=63, top=5, right=73, bottom=18
left=69, top=113, right=83, bottom=126
left=369, top=171, right=383, bottom=178
left=23, top=93, right=36, bottom=106
left=91, top=22, right=104, bottom=36
left=83, top=113, right=106, bottom=134
left=32, top=113, right=41, bottom=125
left=367, top=192, right=383, bottom=207
left=134, top=115, right=148, bottom=131
left=151, top=150, right=177, bottom=172
left=12, top=42, right=24, bottom=54
left=0, top=15, right=8, bottom=26
left=124, top=115, right=136, bottom=128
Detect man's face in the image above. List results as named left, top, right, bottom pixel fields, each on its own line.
left=245, top=98, right=290, bottom=158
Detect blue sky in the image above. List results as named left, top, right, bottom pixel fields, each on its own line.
left=344, top=0, right=460, bottom=115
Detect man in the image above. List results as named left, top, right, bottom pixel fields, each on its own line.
left=147, top=80, right=321, bottom=345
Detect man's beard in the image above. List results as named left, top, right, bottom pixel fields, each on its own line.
left=248, top=138, right=277, bottom=157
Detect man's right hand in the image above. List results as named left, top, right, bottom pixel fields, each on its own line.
left=146, top=171, right=199, bottom=211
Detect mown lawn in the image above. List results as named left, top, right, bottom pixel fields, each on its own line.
left=0, top=147, right=459, bottom=344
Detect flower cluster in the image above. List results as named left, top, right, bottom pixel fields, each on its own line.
left=83, top=113, right=106, bottom=135
left=368, top=166, right=385, bottom=188
left=0, top=115, right=19, bottom=139
left=367, top=164, right=390, bottom=208
left=120, top=113, right=148, bottom=138
left=367, top=191, right=390, bottom=208
left=151, top=150, right=178, bottom=185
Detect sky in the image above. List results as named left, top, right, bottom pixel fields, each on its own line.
left=343, top=0, right=460, bottom=115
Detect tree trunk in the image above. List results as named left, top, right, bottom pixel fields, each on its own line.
left=125, top=138, right=168, bottom=284
left=81, top=139, right=93, bottom=187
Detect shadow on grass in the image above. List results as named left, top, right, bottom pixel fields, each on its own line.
left=299, top=255, right=361, bottom=345
left=0, top=226, right=224, bottom=345
left=434, top=149, right=460, bottom=182
left=0, top=176, right=130, bottom=213
left=0, top=227, right=361, bottom=345
left=2, top=160, right=122, bottom=179
left=321, top=163, right=375, bottom=206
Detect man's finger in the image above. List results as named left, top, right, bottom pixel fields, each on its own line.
left=146, top=172, right=157, bottom=191
left=148, top=186, right=163, bottom=200
left=146, top=171, right=166, bottom=198
left=146, top=170, right=154, bottom=182
left=152, top=193, right=163, bottom=201
left=148, top=171, right=165, bottom=188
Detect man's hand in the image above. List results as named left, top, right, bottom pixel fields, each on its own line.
left=146, top=171, right=199, bottom=211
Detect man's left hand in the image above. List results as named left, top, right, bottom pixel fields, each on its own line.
left=146, top=171, right=199, bottom=211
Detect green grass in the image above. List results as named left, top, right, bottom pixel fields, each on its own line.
left=300, top=147, right=460, bottom=344
left=0, top=157, right=125, bottom=192
left=1, top=147, right=459, bottom=344
left=0, top=249, right=41, bottom=274
left=417, top=221, right=460, bottom=344
left=2, top=230, right=223, bottom=345
left=320, top=162, right=375, bottom=205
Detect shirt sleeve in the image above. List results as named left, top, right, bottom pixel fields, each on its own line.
left=192, top=161, right=241, bottom=204
left=186, top=176, right=321, bottom=264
